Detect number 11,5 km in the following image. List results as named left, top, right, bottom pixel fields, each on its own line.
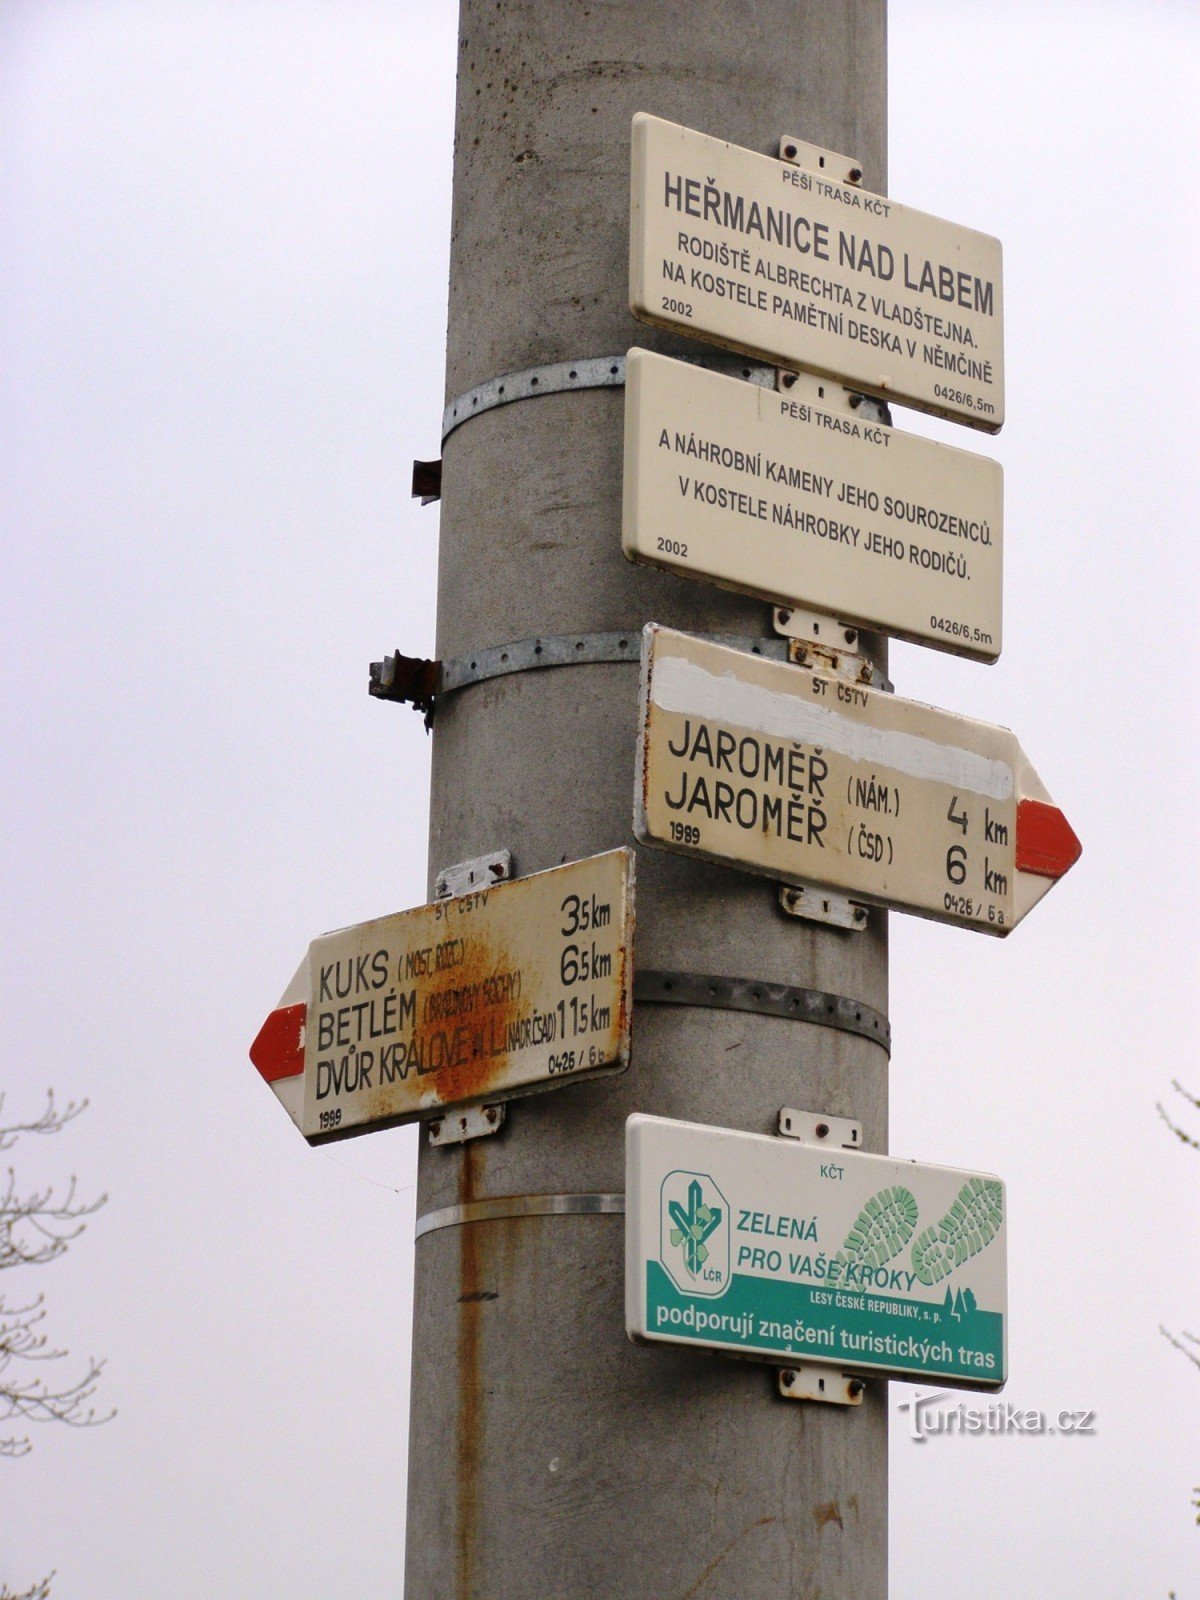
left=635, top=627, right=1080, bottom=935
left=550, top=889, right=618, bottom=1072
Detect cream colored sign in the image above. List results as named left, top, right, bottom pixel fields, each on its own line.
left=299, top=850, right=634, bottom=1139
left=635, top=628, right=1080, bottom=935
left=623, top=348, right=1003, bottom=660
left=630, top=113, right=1004, bottom=432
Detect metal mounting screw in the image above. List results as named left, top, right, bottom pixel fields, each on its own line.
left=781, top=1369, right=795, bottom=1388
left=848, top=1379, right=865, bottom=1398
left=780, top=370, right=798, bottom=389
left=815, top=1122, right=830, bottom=1139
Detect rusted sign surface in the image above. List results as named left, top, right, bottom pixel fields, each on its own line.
left=630, top=113, right=1004, bottom=431
left=250, top=849, right=634, bottom=1142
left=634, top=627, right=1079, bottom=935
left=623, top=348, right=1003, bottom=660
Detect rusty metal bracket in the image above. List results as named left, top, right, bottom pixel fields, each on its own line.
left=427, top=1103, right=507, bottom=1146
left=370, top=631, right=790, bottom=725
left=412, top=458, right=442, bottom=504
left=368, top=650, right=439, bottom=728
left=772, top=603, right=890, bottom=692
left=633, top=971, right=889, bottom=1053
left=435, top=849, right=513, bottom=901
left=778, top=1366, right=865, bottom=1406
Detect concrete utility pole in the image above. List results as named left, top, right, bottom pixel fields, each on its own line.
left=407, top=5, right=889, bottom=1595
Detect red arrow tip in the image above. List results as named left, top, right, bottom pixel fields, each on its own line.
left=250, top=1003, right=307, bottom=1083
left=1016, top=799, right=1081, bottom=879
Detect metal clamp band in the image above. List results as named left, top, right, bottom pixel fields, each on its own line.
left=415, top=1191, right=625, bottom=1240
left=371, top=629, right=889, bottom=718
left=369, top=632, right=794, bottom=720
left=633, top=969, right=890, bottom=1053
left=440, top=352, right=775, bottom=444
left=439, top=630, right=789, bottom=693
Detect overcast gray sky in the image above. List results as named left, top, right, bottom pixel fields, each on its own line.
left=3, top=3, right=1198, bottom=1595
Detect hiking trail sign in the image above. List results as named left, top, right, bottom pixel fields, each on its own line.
left=250, top=849, right=634, bottom=1142
left=626, top=1113, right=1007, bottom=1391
left=629, top=112, right=1004, bottom=431
left=623, top=347, right=1003, bottom=660
left=634, top=627, right=1079, bottom=934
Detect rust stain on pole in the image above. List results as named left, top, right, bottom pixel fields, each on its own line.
left=456, top=1139, right=484, bottom=1599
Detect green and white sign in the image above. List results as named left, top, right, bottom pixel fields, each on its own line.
left=626, top=1113, right=1007, bottom=1391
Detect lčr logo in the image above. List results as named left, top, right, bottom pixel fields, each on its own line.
left=660, top=1170, right=730, bottom=1297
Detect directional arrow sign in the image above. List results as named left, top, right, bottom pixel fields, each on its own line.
left=250, top=849, right=634, bottom=1142
left=634, top=627, right=1080, bottom=934
left=630, top=112, right=1004, bottom=431
left=623, top=348, right=1003, bottom=661
left=627, top=1113, right=1007, bottom=1391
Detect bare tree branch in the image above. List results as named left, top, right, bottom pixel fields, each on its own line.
left=1160, top=1325, right=1200, bottom=1374
left=0, top=1576, right=54, bottom=1600
left=1156, top=1081, right=1200, bottom=1152
left=0, top=1092, right=86, bottom=1153
left=0, top=1099, right=111, bottom=1460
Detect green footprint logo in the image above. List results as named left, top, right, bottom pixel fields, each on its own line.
left=836, top=1185, right=918, bottom=1269
left=668, top=1179, right=723, bottom=1278
left=911, top=1178, right=1003, bottom=1285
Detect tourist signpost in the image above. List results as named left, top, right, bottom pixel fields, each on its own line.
left=242, top=48, right=1081, bottom=1592
left=635, top=626, right=1079, bottom=933
left=250, top=849, right=634, bottom=1142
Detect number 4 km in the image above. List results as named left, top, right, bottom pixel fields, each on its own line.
left=946, top=796, right=969, bottom=887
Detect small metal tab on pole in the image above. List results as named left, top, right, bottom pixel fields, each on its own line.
left=434, top=849, right=513, bottom=901
left=779, top=883, right=868, bottom=931
left=777, top=1107, right=863, bottom=1151
left=771, top=603, right=867, bottom=671
left=774, top=364, right=892, bottom=430
left=778, top=1367, right=865, bottom=1406
left=777, top=136, right=863, bottom=186
left=427, top=1103, right=507, bottom=1146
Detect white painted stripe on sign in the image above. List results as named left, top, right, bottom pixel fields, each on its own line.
left=652, top=653, right=1014, bottom=801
